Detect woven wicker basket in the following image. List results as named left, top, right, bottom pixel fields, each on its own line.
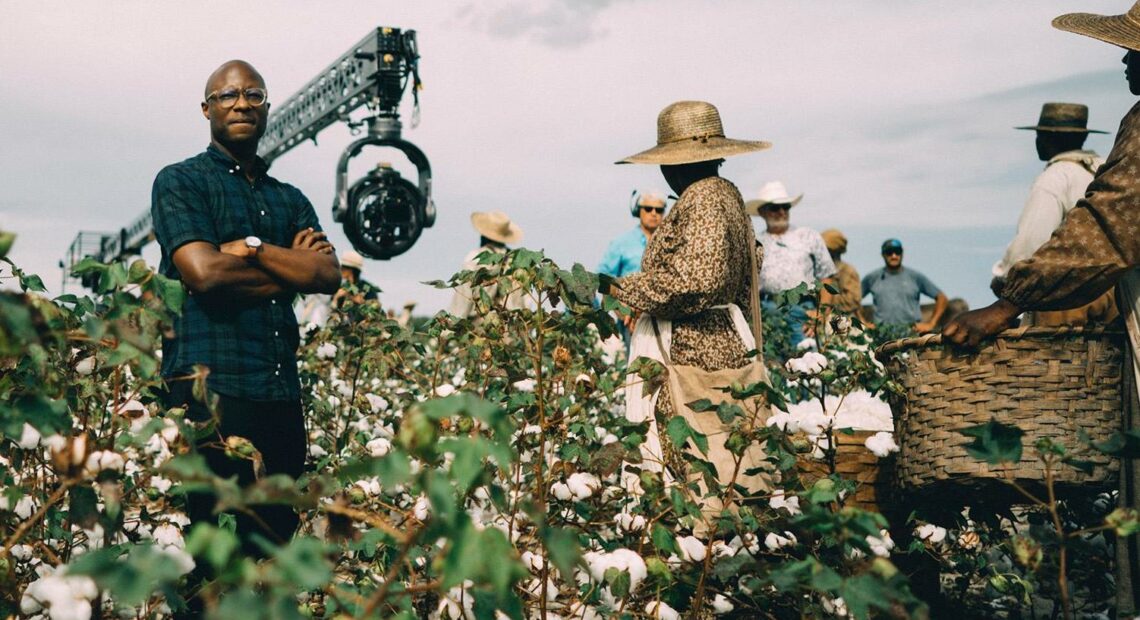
left=799, top=431, right=894, bottom=513
left=878, top=326, right=1124, bottom=499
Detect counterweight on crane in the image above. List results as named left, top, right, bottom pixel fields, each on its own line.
left=61, top=26, right=434, bottom=291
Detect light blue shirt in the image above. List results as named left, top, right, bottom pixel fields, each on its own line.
left=598, top=226, right=648, bottom=278
left=862, top=267, right=942, bottom=325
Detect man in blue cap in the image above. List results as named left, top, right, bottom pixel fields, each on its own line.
left=862, top=238, right=947, bottom=335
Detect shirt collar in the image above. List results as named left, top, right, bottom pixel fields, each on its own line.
left=206, top=143, right=270, bottom=178
left=1047, top=149, right=1099, bottom=166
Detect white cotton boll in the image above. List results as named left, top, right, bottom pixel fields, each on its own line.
left=864, top=432, right=899, bottom=458
left=355, top=478, right=382, bottom=497
left=711, top=541, right=734, bottom=558
left=434, top=384, right=456, bottom=398
left=567, top=601, right=603, bottom=620
left=366, top=437, right=392, bottom=458
left=676, top=535, right=707, bottom=563
left=84, top=451, right=125, bottom=476
left=308, top=444, right=328, bottom=459
left=867, top=530, right=894, bottom=558
left=156, top=545, right=196, bottom=575
left=17, top=424, right=42, bottom=450
left=520, top=551, right=545, bottom=573
left=365, top=393, right=389, bottom=413
left=829, top=391, right=894, bottom=432
left=152, top=523, right=184, bottom=549
left=159, top=420, right=179, bottom=444
left=711, top=594, right=734, bottom=614
left=614, top=512, right=647, bottom=532
left=74, top=356, right=95, bottom=376
left=316, top=342, right=337, bottom=360
left=550, top=482, right=573, bottom=501
left=768, top=490, right=801, bottom=515
left=42, top=434, right=67, bottom=453
left=601, top=433, right=619, bottom=445
left=150, top=477, right=173, bottom=494
left=566, top=473, right=600, bottom=500
left=764, top=531, right=796, bottom=551
left=645, top=600, right=680, bottom=620
left=11, top=544, right=33, bottom=562
left=513, top=379, right=536, bottom=392
left=785, top=351, right=828, bottom=376
left=20, top=574, right=98, bottom=620
left=326, top=395, right=341, bottom=409
left=413, top=496, right=431, bottom=521
left=915, top=523, right=947, bottom=544
left=522, top=577, right=558, bottom=601
left=619, top=471, right=644, bottom=497
left=609, top=549, right=647, bottom=591
left=796, top=337, right=818, bottom=351
left=729, top=533, right=761, bottom=555
left=822, top=596, right=849, bottom=617
left=522, top=424, right=542, bottom=436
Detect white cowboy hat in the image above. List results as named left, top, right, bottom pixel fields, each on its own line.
left=471, top=210, right=524, bottom=244
left=616, top=101, right=771, bottom=165
left=339, top=250, right=365, bottom=270
left=744, top=181, right=804, bottom=215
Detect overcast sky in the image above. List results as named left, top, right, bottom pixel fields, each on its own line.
left=2, top=0, right=1137, bottom=312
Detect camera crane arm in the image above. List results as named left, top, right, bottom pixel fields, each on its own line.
left=63, top=26, right=428, bottom=287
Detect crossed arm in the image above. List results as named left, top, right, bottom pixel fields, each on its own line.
left=172, top=228, right=341, bottom=299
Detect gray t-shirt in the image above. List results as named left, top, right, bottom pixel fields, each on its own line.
left=861, top=267, right=942, bottom=325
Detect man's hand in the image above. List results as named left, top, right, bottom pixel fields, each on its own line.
left=293, top=228, right=334, bottom=254
left=941, top=299, right=1022, bottom=348
left=219, top=239, right=257, bottom=259
left=914, top=321, right=935, bottom=334
left=989, top=276, right=1006, bottom=298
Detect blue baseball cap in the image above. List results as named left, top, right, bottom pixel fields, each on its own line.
left=881, top=238, right=903, bottom=253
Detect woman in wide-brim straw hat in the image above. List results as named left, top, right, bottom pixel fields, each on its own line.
left=943, top=2, right=1140, bottom=612
left=605, top=100, right=770, bottom=493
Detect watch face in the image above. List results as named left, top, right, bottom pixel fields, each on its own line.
left=245, top=236, right=262, bottom=249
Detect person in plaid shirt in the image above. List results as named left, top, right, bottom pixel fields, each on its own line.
left=153, top=60, right=340, bottom=556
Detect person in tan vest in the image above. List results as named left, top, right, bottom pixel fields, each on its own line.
left=820, top=228, right=863, bottom=319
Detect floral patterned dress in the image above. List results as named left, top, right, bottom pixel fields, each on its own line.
left=612, top=176, right=759, bottom=469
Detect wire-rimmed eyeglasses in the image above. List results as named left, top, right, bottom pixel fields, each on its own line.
left=205, top=88, right=268, bottom=109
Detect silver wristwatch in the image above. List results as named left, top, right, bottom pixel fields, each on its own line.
left=245, top=235, right=263, bottom=251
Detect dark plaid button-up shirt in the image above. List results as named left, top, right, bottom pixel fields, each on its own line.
left=151, top=144, right=322, bottom=402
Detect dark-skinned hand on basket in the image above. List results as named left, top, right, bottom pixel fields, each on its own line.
left=941, top=299, right=1022, bottom=348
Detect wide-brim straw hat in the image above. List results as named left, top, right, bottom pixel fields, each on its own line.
left=744, top=180, right=804, bottom=216
left=340, top=250, right=365, bottom=270
left=616, top=101, right=771, bottom=165
left=1053, top=1, right=1140, bottom=52
left=1015, top=102, right=1107, bottom=134
left=471, top=210, right=523, bottom=245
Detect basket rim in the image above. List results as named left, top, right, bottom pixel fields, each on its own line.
left=875, top=325, right=1126, bottom=356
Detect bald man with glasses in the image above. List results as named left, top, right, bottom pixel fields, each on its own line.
left=151, top=60, right=340, bottom=558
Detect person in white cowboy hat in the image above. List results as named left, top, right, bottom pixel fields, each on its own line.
left=598, top=190, right=669, bottom=347
left=746, top=180, right=836, bottom=349
left=447, top=210, right=526, bottom=317
left=604, top=100, right=770, bottom=488
left=942, top=3, right=1140, bottom=610
left=332, top=249, right=379, bottom=309
left=989, top=102, right=1117, bottom=328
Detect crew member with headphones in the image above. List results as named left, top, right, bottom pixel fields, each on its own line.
left=598, top=190, right=668, bottom=348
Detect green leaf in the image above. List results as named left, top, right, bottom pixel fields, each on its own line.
left=686, top=398, right=716, bottom=413
left=542, top=526, right=580, bottom=580
left=959, top=418, right=1023, bottom=465
left=269, top=538, right=333, bottom=590
left=185, top=523, right=238, bottom=571
left=666, top=415, right=708, bottom=456
left=651, top=522, right=678, bottom=554
left=606, top=566, right=631, bottom=598
left=127, top=259, right=150, bottom=284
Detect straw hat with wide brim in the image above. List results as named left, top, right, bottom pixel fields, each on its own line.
left=1053, top=1, right=1140, bottom=52
left=1015, top=102, right=1108, bottom=134
left=744, top=181, right=804, bottom=216
left=471, top=210, right=523, bottom=245
left=616, top=101, right=771, bottom=165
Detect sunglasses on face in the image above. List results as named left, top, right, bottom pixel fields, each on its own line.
left=883, top=249, right=902, bottom=256
left=640, top=206, right=666, bottom=214
left=764, top=204, right=791, bottom=213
